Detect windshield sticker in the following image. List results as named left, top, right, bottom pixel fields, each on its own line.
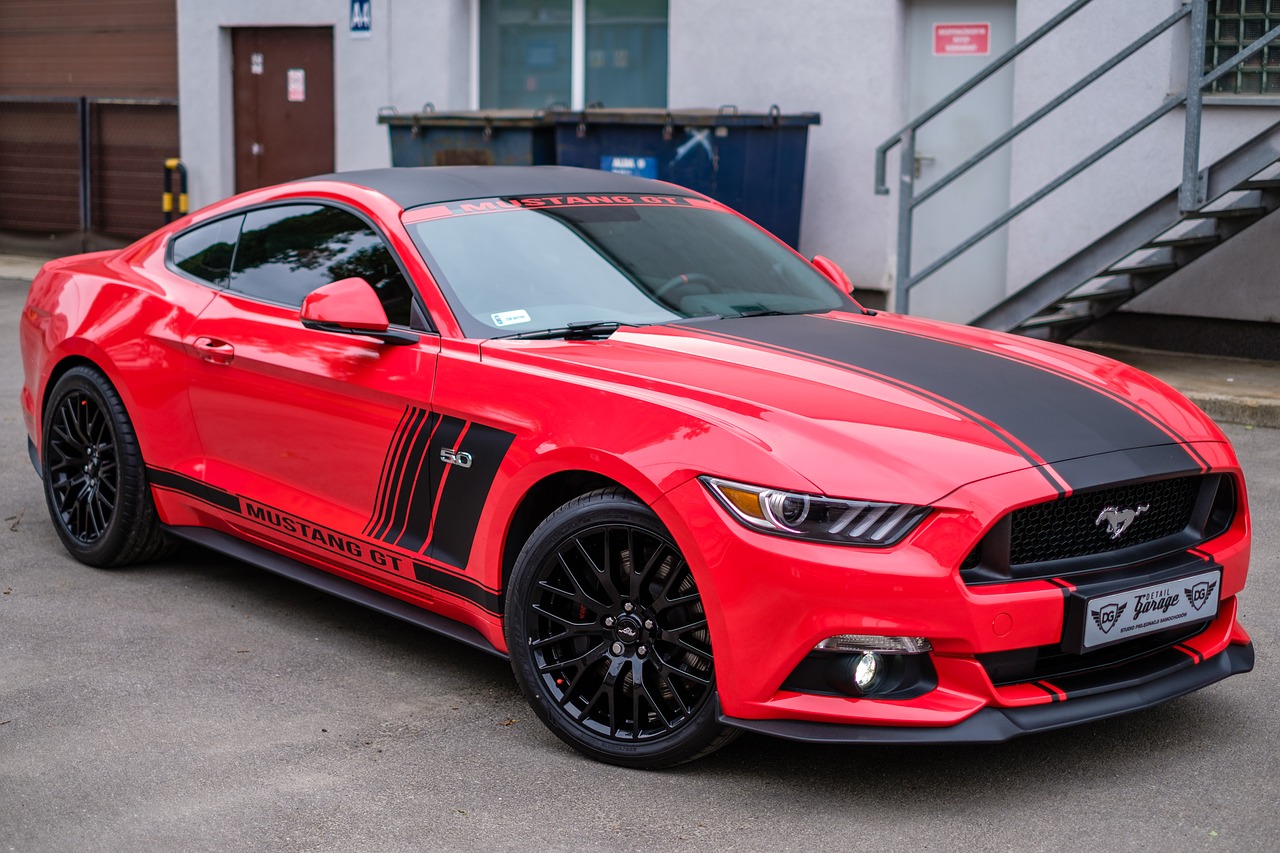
left=405, top=194, right=721, bottom=223
left=491, top=309, right=532, bottom=327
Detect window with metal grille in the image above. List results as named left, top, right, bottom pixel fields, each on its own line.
left=1206, top=0, right=1280, bottom=95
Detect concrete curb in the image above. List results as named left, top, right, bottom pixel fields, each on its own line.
left=0, top=256, right=46, bottom=281
left=1185, top=392, right=1280, bottom=430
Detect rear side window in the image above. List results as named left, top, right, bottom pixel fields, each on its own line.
left=171, top=215, right=244, bottom=286
left=229, top=204, right=415, bottom=325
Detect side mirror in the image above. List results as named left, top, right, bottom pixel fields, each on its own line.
left=811, top=255, right=854, bottom=294
left=300, top=277, right=418, bottom=345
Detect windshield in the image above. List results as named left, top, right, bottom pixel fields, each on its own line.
left=406, top=196, right=856, bottom=338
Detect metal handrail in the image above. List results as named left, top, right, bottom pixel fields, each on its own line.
left=873, top=0, right=1280, bottom=315
left=873, top=0, right=1095, bottom=195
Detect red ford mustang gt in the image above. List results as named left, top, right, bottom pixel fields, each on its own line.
left=19, top=166, right=1253, bottom=767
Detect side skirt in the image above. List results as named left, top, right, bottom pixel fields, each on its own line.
left=165, top=525, right=507, bottom=659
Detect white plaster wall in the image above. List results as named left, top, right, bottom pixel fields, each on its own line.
left=1124, top=207, right=1280, bottom=323
left=668, top=0, right=905, bottom=291
left=178, top=0, right=470, bottom=209
left=173, top=0, right=1279, bottom=326
left=1005, top=0, right=1278, bottom=307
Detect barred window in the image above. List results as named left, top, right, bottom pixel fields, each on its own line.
left=1205, top=0, right=1280, bottom=94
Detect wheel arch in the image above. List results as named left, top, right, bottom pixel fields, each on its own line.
left=36, top=350, right=124, bottom=456
left=500, top=469, right=640, bottom=592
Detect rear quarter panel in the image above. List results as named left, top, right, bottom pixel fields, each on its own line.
left=20, top=240, right=217, bottom=485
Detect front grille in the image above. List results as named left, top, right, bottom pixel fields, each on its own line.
left=1009, top=476, right=1200, bottom=565
left=960, top=473, right=1236, bottom=585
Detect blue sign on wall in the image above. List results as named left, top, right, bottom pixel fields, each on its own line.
left=350, top=0, right=372, bottom=39
left=600, top=156, right=657, bottom=178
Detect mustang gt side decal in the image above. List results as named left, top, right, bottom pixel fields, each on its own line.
left=147, top=465, right=503, bottom=614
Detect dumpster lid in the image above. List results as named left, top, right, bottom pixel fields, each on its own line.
left=378, top=106, right=820, bottom=128
left=552, top=106, right=820, bottom=128
left=378, top=109, right=560, bottom=128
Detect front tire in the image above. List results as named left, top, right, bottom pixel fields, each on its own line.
left=41, top=366, right=168, bottom=567
left=505, top=488, right=737, bottom=768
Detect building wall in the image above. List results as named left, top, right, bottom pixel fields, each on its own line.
left=177, top=0, right=470, bottom=209
left=0, top=0, right=179, bottom=240
left=172, top=0, right=1279, bottom=328
left=669, top=0, right=905, bottom=291
left=1004, top=0, right=1278, bottom=314
left=0, top=0, right=178, bottom=99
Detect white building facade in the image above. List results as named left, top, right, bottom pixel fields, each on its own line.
left=176, top=0, right=1280, bottom=334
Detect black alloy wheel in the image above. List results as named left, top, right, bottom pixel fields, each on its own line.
left=506, top=488, right=737, bottom=768
left=42, top=366, right=169, bottom=567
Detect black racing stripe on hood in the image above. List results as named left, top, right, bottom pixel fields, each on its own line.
left=830, top=316, right=1211, bottom=474
left=680, top=315, right=1196, bottom=490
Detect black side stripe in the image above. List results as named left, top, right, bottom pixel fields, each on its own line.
left=414, top=560, right=502, bottom=613
left=1044, top=577, right=1073, bottom=597
left=148, top=467, right=241, bottom=513
left=1035, top=681, right=1065, bottom=702
left=835, top=316, right=1212, bottom=474
left=149, top=466, right=503, bottom=615
left=682, top=315, right=1198, bottom=492
left=365, top=408, right=517, bottom=569
left=427, top=422, right=517, bottom=570
left=1175, top=643, right=1205, bottom=664
left=364, top=405, right=418, bottom=537
left=395, top=415, right=466, bottom=553
left=371, top=408, right=439, bottom=543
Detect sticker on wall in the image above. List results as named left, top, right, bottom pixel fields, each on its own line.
left=350, top=0, right=372, bottom=39
left=933, top=22, right=990, bottom=56
left=287, top=69, right=306, bottom=102
left=250, top=52, right=264, bottom=75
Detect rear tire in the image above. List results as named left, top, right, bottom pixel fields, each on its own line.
left=505, top=488, right=738, bottom=768
left=41, top=366, right=169, bottom=567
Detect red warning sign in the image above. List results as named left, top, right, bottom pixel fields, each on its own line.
left=933, top=22, right=991, bottom=56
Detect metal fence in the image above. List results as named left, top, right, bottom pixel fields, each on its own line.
left=0, top=96, right=179, bottom=245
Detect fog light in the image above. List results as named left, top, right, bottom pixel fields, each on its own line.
left=853, top=652, right=883, bottom=692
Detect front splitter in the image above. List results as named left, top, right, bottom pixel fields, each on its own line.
left=719, top=641, right=1254, bottom=745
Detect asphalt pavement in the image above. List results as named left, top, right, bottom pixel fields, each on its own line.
left=1, top=266, right=1277, bottom=852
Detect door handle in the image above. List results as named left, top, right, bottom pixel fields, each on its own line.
left=193, top=336, right=235, bottom=365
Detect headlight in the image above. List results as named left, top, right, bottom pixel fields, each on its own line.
left=700, top=477, right=929, bottom=546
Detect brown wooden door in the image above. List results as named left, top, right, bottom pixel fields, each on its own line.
left=232, top=27, right=335, bottom=193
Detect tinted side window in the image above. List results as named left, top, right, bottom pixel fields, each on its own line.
left=171, top=215, right=244, bottom=285
left=230, top=204, right=414, bottom=325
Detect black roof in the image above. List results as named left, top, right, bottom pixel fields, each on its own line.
left=301, top=166, right=700, bottom=209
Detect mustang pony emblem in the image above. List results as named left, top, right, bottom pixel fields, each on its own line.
left=1095, top=503, right=1151, bottom=539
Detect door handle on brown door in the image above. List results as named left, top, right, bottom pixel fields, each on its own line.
left=193, top=337, right=235, bottom=365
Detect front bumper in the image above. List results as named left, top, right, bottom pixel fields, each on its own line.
left=653, top=447, right=1252, bottom=732
left=720, top=640, right=1254, bottom=743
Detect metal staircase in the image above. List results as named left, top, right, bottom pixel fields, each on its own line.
left=874, top=0, right=1280, bottom=341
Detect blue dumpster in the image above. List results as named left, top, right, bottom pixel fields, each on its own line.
left=378, top=109, right=558, bottom=167
left=552, top=107, right=820, bottom=248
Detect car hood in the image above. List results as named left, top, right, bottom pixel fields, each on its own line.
left=483, top=311, right=1223, bottom=504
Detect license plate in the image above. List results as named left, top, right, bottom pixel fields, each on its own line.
left=1081, top=568, right=1221, bottom=650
